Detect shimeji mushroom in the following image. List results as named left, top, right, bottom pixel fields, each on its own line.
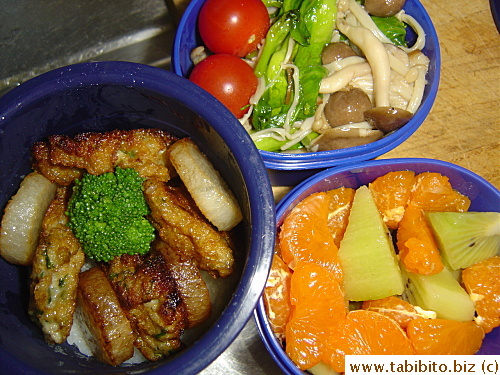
left=247, top=0, right=430, bottom=152
left=321, top=42, right=358, bottom=65
left=310, top=127, right=384, bottom=151
left=320, top=61, right=372, bottom=94
left=318, top=0, right=430, bottom=136
left=323, top=88, right=373, bottom=128
left=364, top=0, right=406, bottom=17
left=335, top=18, right=392, bottom=108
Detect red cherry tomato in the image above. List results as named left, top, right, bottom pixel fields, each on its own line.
left=198, top=0, right=270, bottom=57
left=189, top=54, right=258, bottom=119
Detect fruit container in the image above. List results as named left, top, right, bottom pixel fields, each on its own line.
left=0, top=61, right=276, bottom=374
left=172, top=0, right=441, bottom=186
left=254, top=158, right=500, bottom=375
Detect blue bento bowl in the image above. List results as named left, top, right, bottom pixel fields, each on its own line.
left=255, top=158, right=500, bottom=375
left=0, top=61, right=276, bottom=375
left=172, top=0, right=441, bottom=186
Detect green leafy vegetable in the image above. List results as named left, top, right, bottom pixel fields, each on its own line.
left=371, top=15, right=408, bottom=47
left=67, top=167, right=155, bottom=262
left=252, top=0, right=337, bottom=149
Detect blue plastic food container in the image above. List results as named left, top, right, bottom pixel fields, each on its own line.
left=0, top=61, right=276, bottom=375
left=255, top=158, right=500, bottom=375
left=172, top=0, right=441, bottom=186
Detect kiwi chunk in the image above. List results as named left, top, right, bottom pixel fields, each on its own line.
left=426, top=212, right=500, bottom=270
left=307, top=361, right=338, bottom=375
left=338, top=185, right=404, bottom=301
left=403, top=266, right=475, bottom=322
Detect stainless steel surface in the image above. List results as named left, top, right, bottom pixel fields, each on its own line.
left=0, top=1, right=284, bottom=373
left=0, top=0, right=174, bottom=95
left=202, top=319, right=283, bottom=374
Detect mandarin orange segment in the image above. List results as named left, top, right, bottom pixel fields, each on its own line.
left=279, top=192, right=342, bottom=280
left=408, top=172, right=471, bottom=212
left=324, top=310, right=414, bottom=373
left=407, top=318, right=484, bottom=354
left=396, top=171, right=472, bottom=276
left=397, top=204, right=444, bottom=275
left=325, top=187, right=355, bottom=247
left=286, top=261, right=347, bottom=370
left=369, top=170, right=416, bottom=230
left=263, top=253, right=292, bottom=342
left=362, top=296, right=422, bottom=329
left=462, top=256, right=500, bottom=333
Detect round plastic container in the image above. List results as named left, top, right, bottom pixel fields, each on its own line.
left=172, top=0, right=441, bottom=186
left=255, top=158, right=500, bottom=374
left=0, top=61, right=276, bottom=375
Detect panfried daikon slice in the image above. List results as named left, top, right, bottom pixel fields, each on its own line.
left=77, top=267, right=135, bottom=366
left=0, top=172, right=57, bottom=265
left=168, top=138, right=243, bottom=231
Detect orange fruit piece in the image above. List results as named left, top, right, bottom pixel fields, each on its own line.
left=408, top=172, right=471, bottom=212
left=397, top=204, right=444, bottom=275
left=369, top=170, right=416, bottom=230
left=279, top=192, right=342, bottom=280
left=396, top=172, right=471, bottom=275
left=362, top=296, right=422, bottom=329
left=462, top=256, right=500, bottom=333
left=324, top=310, right=414, bottom=373
left=285, top=261, right=347, bottom=370
left=325, top=187, right=355, bottom=248
left=263, top=253, right=293, bottom=342
left=407, top=318, right=485, bottom=354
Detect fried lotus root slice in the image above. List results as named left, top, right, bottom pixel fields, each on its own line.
left=0, top=172, right=57, bottom=265
left=104, top=253, right=188, bottom=361
left=29, top=187, right=85, bottom=344
left=144, top=178, right=234, bottom=278
left=168, top=138, right=243, bottom=231
left=155, top=240, right=212, bottom=329
left=77, top=267, right=135, bottom=366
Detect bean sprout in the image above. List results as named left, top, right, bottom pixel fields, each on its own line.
left=246, top=0, right=430, bottom=151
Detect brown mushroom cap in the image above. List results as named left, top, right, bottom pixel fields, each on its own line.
left=321, top=42, right=358, bottom=65
left=364, top=0, right=406, bottom=17
left=312, top=128, right=384, bottom=151
left=324, top=88, right=373, bottom=128
left=364, top=106, right=413, bottom=133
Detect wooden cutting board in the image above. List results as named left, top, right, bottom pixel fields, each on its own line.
left=380, top=0, right=500, bottom=189
left=176, top=0, right=499, bottom=192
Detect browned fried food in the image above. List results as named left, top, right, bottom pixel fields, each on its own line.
left=144, top=178, right=234, bottom=278
left=77, top=267, right=135, bottom=366
left=103, top=253, right=187, bottom=361
left=155, top=240, right=212, bottom=329
left=31, top=142, right=83, bottom=186
left=116, top=128, right=178, bottom=181
left=29, top=187, right=85, bottom=344
left=32, top=128, right=179, bottom=183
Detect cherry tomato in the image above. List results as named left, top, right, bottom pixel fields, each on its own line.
left=198, top=0, right=270, bottom=57
left=189, top=54, right=258, bottom=119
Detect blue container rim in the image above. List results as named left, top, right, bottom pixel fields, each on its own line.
left=278, top=158, right=500, bottom=209
left=172, top=0, right=441, bottom=172
left=254, top=157, right=500, bottom=375
left=0, top=61, right=277, bottom=375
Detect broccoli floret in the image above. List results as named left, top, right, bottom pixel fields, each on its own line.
left=67, top=167, right=155, bottom=262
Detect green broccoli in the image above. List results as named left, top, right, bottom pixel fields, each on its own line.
left=66, top=167, right=155, bottom=262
